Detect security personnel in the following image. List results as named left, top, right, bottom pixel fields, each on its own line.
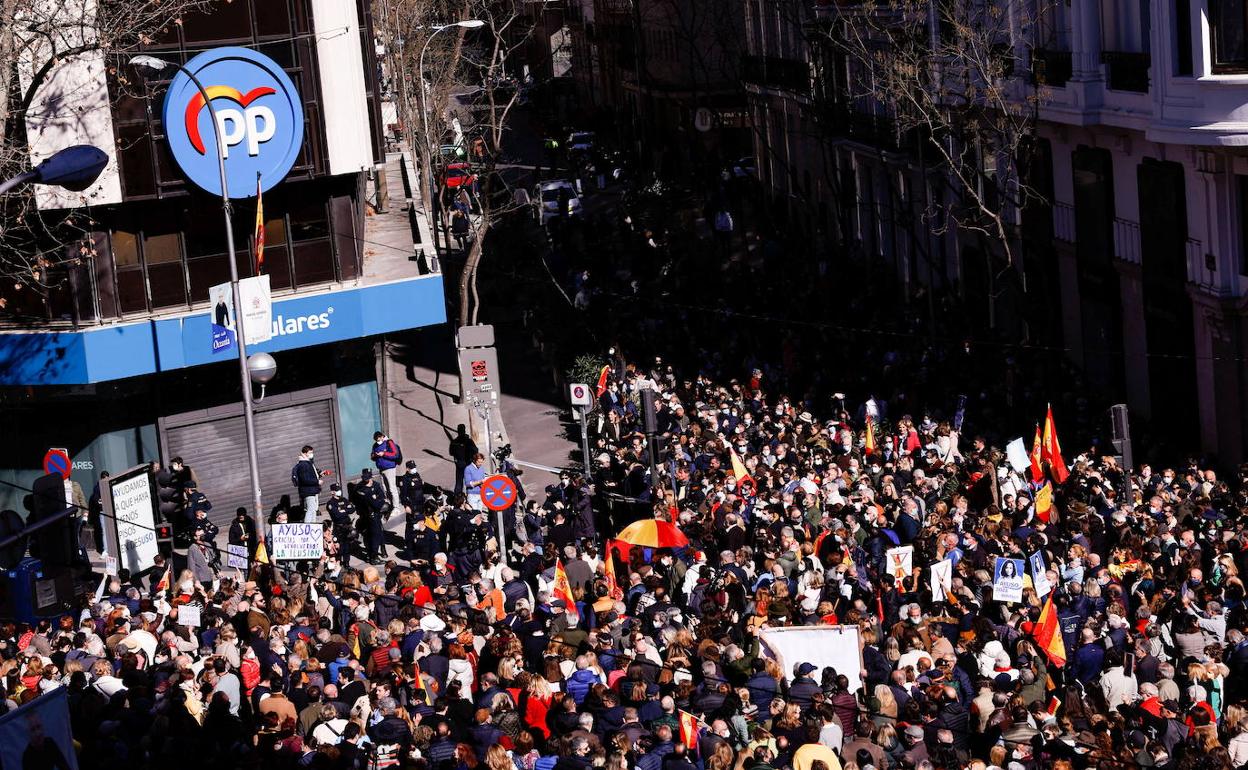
left=356, top=469, right=389, bottom=563
left=190, top=506, right=219, bottom=545
left=407, top=505, right=439, bottom=565
left=398, top=461, right=426, bottom=558
left=326, top=484, right=354, bottom=552
left=451, top=509, right=488, bottom=576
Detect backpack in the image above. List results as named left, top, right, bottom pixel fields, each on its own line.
left=388, top=440, right=403, bottom=465
left=291, top=463, right=301, bottom=489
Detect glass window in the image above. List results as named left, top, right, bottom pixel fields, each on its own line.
left=188, top=255, right=232, bottom=301
left=255, top=0, right=293, bottom=37
left=262, top=245, right=292, bottom=291
left=113, top=230, right=140, bottom=267
left=292, top=241, right=335, bottom=286
left=186, top=209, right=228, bottom=258
left=144, top=231, right=182, bottom=264
left=181, top=1, right=253, bottom=43
left=116, top=269, right=148, bottom=314
left=1212, top=0, right=1248, bottom=71
left=265, top=216, right=287, bottom=246
left=289, top=200, right=330, bottom=241
left=117, top=125, right=156, bottom=197
left=257, top=41, right=296, bottom=69
left=148, top=263, right=187, bottom=308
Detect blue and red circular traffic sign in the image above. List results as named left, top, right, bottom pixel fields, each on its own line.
left=43, top=448, right=71, bottom=479
left=481, top=474, right=518, bottom=511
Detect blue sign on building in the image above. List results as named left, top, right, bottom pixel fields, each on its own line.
left=0, top=276, right=448, bottom=386
left=162, top=47, right=305, bottom=198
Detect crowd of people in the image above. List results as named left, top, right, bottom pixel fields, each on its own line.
left=2, top=351, right=1247, bottom=770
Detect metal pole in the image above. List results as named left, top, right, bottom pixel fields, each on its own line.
left=579, top=407, right=592, bottom=477
left=0, top=170, right=39, bottom=195
left=175, top=65, right=267, bottom=544
left=418, top=27, right=451, bottom=253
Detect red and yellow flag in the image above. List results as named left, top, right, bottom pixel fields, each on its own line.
left=254, top=175, right=265, bottom=274
left=154, top=565, right=172, bottom=595
left=865, top=416, right=876, bottom=455
left=1033, top=590, right=1066, bottom=666
left=727, top=447, right=756, bottom=495
left=1029, top=424, right=1045, bottom=483
left=412, top=669, right=431, bottom=705
left=1042, top=405, right=1069, bottom=484
left=678, top=710, right=700, bottom=750
left=1034, top=482, right=1054, bottom=523
left=605, top=547, right=624, bottom=601
left=553, top=558, right=579, bottom=619
left=594, top=365, right=611, bottom=397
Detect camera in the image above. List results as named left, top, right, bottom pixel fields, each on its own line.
left=494, top=443, right=513, bottom=462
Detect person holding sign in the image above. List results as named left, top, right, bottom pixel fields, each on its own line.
left=992, top=557, right=1025, bottom=603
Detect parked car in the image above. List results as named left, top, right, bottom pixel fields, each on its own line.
left=567, top=131, right=596, bottom=153
left=535, top=180, right=581, bottom=224
left=731, top=156, right=758, bottom=179
left=441, top=162, right=478, bottom=190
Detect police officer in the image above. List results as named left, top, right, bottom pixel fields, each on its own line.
left=398, top=461, right=426, bottom=558
left=185, top=484, right=213, bottom=527
left=357, top=469, right=389, bottom=563
left=191, top=506, right=219, bottom=546
left=408, top=504, right=439, bottom=566
left=326, top=483, right=354, bottom=553
left=450, top=509, right=488, bottom=576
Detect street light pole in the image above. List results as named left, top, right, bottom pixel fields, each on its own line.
left=132, top=56, right=267, bottom=546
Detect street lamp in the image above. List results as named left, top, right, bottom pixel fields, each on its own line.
left=416, top=20, right=485, bottom=243
left=0, top=145, right=109, bottom=195
left=130, top=53, right=268, bottom=545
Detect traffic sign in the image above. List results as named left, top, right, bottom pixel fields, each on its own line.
left=162, top=47, right=305, bottom=198
left=481, top=474, right=518, bottom=511
left=569, top=382, right=591, bottom=407
left=43, top=448, right=71, bottom=479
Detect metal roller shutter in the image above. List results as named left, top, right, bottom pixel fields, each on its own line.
left=160, top=388, right=342, bottom=527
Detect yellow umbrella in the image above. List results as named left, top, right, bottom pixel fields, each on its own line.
left=616, top=518, right=689, bottom=549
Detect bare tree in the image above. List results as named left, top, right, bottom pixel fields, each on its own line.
left=0, top=0, right=210, bottom=309
left=811, top=0, right=1048, bottom=325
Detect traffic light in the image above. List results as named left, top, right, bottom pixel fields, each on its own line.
left=640, top=387, right=658, bottom=435
left=154, top=465, right=184, bottom=523
left=28, top=473, right=76, bottom=567
left=156, top=523, right=175, bottom=559
left=0, top=509, right=27, bottom=569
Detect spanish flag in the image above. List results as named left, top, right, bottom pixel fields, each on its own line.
left=594, top=365, right=611, bottom=398
left=254, top=174, right=265, bottom=273
left=865, top=415, right=876, bottom=455
left=254, top=540, right=270, bottom=565
left=553, top=558, right=579, bottom=619
left=727, top=447, right=756, bottom=495
left=412, top=669, right=431, bottom=705
left=1033, top=591, right=1066, bottom=667
left=154, top=565, right=172, bottom=595
left=1029, top=424, right=1044, bottom=484
left=1041, top=405, right=1069, bottom=484
left=605, top=547, right=624, bottom=601
left=1034, top=482, right=1054, bottom=523
left=678, top=710, right=700, bottom=751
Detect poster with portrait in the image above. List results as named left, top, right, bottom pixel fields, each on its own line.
left=992, top=557, right=1025, bottom=603
left=209, top=281, right=236, bottom=354
left=1030, top=551, right=1052, bottom=598
left=0, top=687, right=78, bottom=770
left=886, top=545, right=914, bottom=582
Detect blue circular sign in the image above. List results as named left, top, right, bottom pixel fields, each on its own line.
left=162, top=47, right=304, bottom=199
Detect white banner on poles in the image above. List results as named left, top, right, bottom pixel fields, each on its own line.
left=759, top=625, right=864, bottom=693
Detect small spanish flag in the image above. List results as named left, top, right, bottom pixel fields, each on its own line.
left=1033, top=590, right=1066, bottom=667
left=678, top=710, right=700, bottom=751
left=154, top=565, right=172, bottom=595
left=865, top=415, right=876, bottom=455
left=1029, top=424, right=1045, bottom=484
left=605, top=547, right=624, bottom=601
left=254, top=540, right=269, bottom=566
left=412, top=669, right=431, bottom=705
left=254, top=174, right=265, bottom=274
left=594, top=364, right=611, bottom=398
left=553, top=558, right=578, bottom=619
left=1034, top=482, right=1054, bottom=523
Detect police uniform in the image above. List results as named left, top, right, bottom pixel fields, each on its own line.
left=357, top=469, right=389, bottom=562
left=451, top=511, right=487, bottom=576
left=326, top=484, right=354, bottom=550
left=398, top=462, right=427, bottom=559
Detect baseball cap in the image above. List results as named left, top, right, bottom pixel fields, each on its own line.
left=797, top=662, right=817, bottom=676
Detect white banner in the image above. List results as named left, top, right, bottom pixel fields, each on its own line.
left=1005, top=437, right=1030, bottom=474
left=238, top=274, right=272, bottom=345
left=993, top=557, right=1025, bottom=603
left=178, top=605, right=201, bottom=627
left=759, top=625, right=863, bottom=693
left=885, top=545, right=914, bottom=582
left=270, top=522, right=323, bottom=561
left=225, top=543, right=249, bottom=570
left=109, top=470, right=159, bottom=575
left=930, top=559, right=952, bottom=601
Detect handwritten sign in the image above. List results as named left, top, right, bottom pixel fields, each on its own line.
left=226, top=544, right=249, bottom=570
left=270, top=522, right=324, bottom=561
left=178, top=605, right=201, bottom=627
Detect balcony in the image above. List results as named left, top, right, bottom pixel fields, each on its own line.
left=1031, top=48, right=1072, bottom=88
left=741, top=54, right=811, bottom=94
left=1101, top=51, right=1150, bottom=93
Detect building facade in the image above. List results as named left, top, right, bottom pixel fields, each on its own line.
left=746, top=0, right=1248, bottom=463
left=0, top=0, right=447, bottom=524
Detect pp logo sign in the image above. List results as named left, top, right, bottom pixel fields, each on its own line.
left=163, top=47, right=305, bottom=199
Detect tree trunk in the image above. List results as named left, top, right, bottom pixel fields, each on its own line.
left=457, top=212, right=489, bottom=327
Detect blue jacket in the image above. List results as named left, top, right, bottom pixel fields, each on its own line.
left=566, top=668, right=600, bottom=704
left=372, top=439, right=401, bottom=470
left=292, top=459, right=321, bottom=497
left=1071, top=642, right=1106, bottom=683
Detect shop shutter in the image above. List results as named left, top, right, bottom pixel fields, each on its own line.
left=160, top=388, right=340, bottom=527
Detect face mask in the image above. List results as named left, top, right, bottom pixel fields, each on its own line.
left=307, top=453, right=314, bottom=460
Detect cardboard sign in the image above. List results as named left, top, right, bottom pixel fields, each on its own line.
left=930, top=559, right=953, bottom=601
left=178, top=605, right=201, bottom=627
left=226, top=544, right=249, bottom=570
left=886, top=545, right=914, bottom=582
